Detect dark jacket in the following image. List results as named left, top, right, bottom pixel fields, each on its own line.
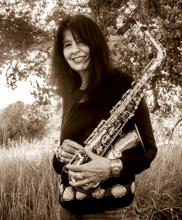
left=53, top=69, right=157, bottom=214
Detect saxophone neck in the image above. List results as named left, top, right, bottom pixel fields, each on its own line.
left=135, top=20, right=166, bottom=62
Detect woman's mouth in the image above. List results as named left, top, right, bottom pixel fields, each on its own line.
left=72, top=56, right=87, bottom=63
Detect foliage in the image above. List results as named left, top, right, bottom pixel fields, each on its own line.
left=85, top=0, right=182, bottom=117
left=0, top=0, right=50, bottom=64
left=0, top=101, right=49, bottom=146
left=0, top=0, right=181, bottom=119
left=0, top=0, right=65, bottom=101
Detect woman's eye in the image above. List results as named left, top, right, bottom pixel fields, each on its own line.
left=64, top=42, right=71, bottom=48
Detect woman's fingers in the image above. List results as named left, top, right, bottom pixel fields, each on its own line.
left=70, top=178, right=98, bottom=191
left=70, top=178, right=91, bottom=187
left=61, top=151, right=73, bottom=159
left=69, top=171, right=84, bottom=180
left=68, top=170, right=99, bottom=190
left=56, top=139, right=84, bottom=163
left=62, top=139, right=84, bottom=155
left=62, top=141, right=74, bottom=155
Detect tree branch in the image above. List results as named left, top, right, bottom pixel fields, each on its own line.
left=171, top=118, right=182, bottom=136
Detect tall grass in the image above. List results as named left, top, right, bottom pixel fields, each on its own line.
left=0, top=138, right=182, bottom=219
left=136, top=142, right=182, bottom=219
left=0, top=140, right=60, bottom=220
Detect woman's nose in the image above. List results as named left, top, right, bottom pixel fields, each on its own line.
left=71, top=42, right=80, bottom=53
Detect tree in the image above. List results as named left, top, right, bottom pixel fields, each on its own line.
left=0, top=0, right=66, bottom=104
left=84, top=0, right=181, bottom=120
left=0, top=101, right=49, bottom=145
left=0, top=0, right=181, bottom=119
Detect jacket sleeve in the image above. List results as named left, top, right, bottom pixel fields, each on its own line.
left=52, top=99, right=67, bottom=174
left=120, top=97, right=157, bottom=177
left=52, top=154, right=64, bottom=174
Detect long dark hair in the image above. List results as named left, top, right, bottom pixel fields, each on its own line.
left=51, top=14, right=113, bottom=101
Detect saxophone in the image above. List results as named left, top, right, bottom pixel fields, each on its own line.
left=68, top=20, right=166, bottom=166
left=60, top=19, right=166, bottom=201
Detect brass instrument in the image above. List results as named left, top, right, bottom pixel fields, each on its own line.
left=68, top=20, right=166, bottom=167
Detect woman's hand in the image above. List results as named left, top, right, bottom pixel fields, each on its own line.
left=56, top=139, right=84, bottom=163
left=66, top=149, right=111, bottom=191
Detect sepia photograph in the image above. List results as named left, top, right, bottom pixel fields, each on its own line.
left=0, top=0, right=181, bottom=219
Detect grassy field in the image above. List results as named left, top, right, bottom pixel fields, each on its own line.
left=0, top=138, right=182, bottom=220
left=136, top=142, right=182, bottom=219
left=0, top=140, right=60, bottom=220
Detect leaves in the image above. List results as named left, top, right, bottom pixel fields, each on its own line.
left=0, top=0, right=181, bottom=117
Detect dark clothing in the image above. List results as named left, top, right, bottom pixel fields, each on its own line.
left=53, top=69, right=157, bottom=214
left=58, top=199, right=139, bottom=220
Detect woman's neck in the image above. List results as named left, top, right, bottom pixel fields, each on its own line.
left=79, top=70, right=89, bottom=90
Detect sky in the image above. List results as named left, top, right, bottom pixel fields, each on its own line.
left=0, top=73, right=35, bottom=109
left=0, top=0, right=57, bottom=110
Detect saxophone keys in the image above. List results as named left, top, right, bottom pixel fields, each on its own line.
left=109, top=127, right=115, bottom=136
left=101, top=134, right=110, bottom=145
left=126, top=104, right=133, bottom=111
left=131, top=81, right=136, bottom=87
left=93, top=145, right=103, bottom=155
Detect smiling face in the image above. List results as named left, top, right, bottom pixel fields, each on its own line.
left=63, top=29, right=91, bottom=75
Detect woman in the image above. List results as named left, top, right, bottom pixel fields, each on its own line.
left=51, top=14, right=157, bottom=219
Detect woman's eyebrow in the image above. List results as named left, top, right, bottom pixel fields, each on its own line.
left=63, top=39, right=71, bottom=44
